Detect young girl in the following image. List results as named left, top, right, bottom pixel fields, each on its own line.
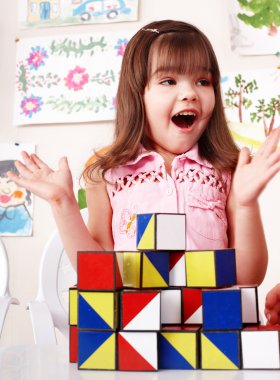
left=8, top=20, right=280, bottom=286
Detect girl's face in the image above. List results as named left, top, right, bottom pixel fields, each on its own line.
left=143, top=51, right=215, bottom=161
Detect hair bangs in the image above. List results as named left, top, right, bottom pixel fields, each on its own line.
left=148, top=32, right=220, bottom=86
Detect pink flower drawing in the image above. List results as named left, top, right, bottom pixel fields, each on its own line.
left=64, top=66, right=89, bottom=91
left=27, top=46, right=48, bottom=70
left=20, top=95, right=43, bottom=118
left=114, top=39, right=128, bottom=56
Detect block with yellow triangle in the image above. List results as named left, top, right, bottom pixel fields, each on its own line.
left=201, top=331, right=241, bottom=369
left=122, top=251, right=169, bottom=288
left=159, top=326, right=200, bottom=369
left=136, top=213, right=186, bottom=251
left=78, top=330, right=116, bottom=370
left=78, top=291, right=119, bottom=330
left=141, top=251, right=169, bottom=288
left=69, top=286, right=78, bottom=326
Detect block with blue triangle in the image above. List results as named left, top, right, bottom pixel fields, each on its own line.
left=201, top=331, right=241, bottom=369
left=136, top=213, right=186, bottom=251
left=78, top=291, right=119, bottom=330
left=78, top=330, right=116, bottom=370
left=159, top=326, right=200, bottom=369
left=141, top=251, right=169, bottom=288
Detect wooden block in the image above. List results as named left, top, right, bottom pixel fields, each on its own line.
left=69, top=286, right=78, bottom=326
left=136, top=213, right=186, bottom=251
left=122, top=251, right=141, bottom=288
left=118, top=331, right=158, bottom=371
left=121, top=290, right=160, bottom=331
left=142, top=251, right=169, bottom=288
left=69, top=325, right=78, bottom=363
left=182, top=288, right=203, bottom=324
left=201, top=330, right=241, bottom=369
left=77, top=251, right=123, bottom=291
left=159, top=325, right=200, bottom=369
left=161, top=289, right=181, bottom=324
left=241, top=326, right=280, bottom=369
left=78, top=291, right=119, bottom=330
left=122, top=251, right=169, bottom=288
left=169, top=252, right=186, bottom=286
left=240, top=286, right=259, bottom=324
left=78, top=330, right=116, bottom=370
left=202, top=288, right=242, bottom=330
left=185, top=249, right=236, bottom=288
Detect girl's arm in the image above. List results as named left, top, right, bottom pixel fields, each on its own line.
left=7, top=152, right=113, bottom=270
left=227, top=127, right=280, bottom=285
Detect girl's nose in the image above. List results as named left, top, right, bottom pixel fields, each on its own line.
left=178, top=86, right=198, bottom=102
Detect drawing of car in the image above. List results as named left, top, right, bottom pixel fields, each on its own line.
left=73, top=0, right=131, bottom=21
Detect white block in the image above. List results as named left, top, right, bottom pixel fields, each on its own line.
left=240, top=286, right=259, bottom=324
left=156, top=214, right=186, bottom=250
left=169, top=252, right=186, bottom=286
left=241, top=329, right=280, bottom=369
left=161, top=289, right=181, bottom=324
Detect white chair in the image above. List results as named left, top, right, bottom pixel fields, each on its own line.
left=0, top=238, right=19, bottom=337
left=28, top=209, right=88, bottom=345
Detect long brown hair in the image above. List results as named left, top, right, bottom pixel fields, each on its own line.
left=85, top=20, right=239, bottom=181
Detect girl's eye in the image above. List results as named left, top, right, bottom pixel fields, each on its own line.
left=160, top=79, right=176, bottom=86
left=197, top=79, right=210, bottom=86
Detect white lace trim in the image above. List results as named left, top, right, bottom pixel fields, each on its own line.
left=112, top=168, right=226, bottom=195
left=175, top=168, right=226, bottom=193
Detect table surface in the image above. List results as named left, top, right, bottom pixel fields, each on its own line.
left=1, top=344, right=280, bottom=380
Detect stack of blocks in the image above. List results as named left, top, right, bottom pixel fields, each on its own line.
left=69, top=213, right=280, bottom=371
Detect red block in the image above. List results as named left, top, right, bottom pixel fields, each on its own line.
left=182, top=288, right=203, bottom=324
left=78, top=251, right=122, bottom=291
left=69, top=325, right=78, bottom=363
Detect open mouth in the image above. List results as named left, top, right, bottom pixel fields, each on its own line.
left=172, top=112, right=197, bottom=128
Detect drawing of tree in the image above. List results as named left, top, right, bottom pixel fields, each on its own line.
left=224, top=74, right=258, bottom=123
left=237, top=0, right=280, bottom=36
left=250, top=96, right=280, bottom=136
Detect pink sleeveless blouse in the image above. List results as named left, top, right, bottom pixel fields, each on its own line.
left=105, top=144, right=231, bottom=251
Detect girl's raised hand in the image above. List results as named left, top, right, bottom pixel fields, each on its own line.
left=232, top=127, right=280, bottom=207
left=7, top=152, right=74, bottom=205
left=265, top=283, right=280, bottom=325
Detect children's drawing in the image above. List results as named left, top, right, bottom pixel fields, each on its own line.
left=221, top=69, right=280, bottom=150
left=14, top=31, right=133, bottom=125
left=0, top=144, right=35, bottom=236
left=227, top=0, right=280, bottom=55
left=18, top=0, right=138, bottom=28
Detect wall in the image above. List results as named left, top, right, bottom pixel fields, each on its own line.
left=0, top=0, right=279, bottom=345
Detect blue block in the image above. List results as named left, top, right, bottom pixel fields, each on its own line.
left=215, top=249, right=236, bottom=286
left=203, top=289, right=242, bottom=330
left=201, top=331, right=241, bottom=369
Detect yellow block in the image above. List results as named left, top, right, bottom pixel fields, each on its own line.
left=80, top=333, right=116, bottom=370
left=162, top=332, right=197, bottom=369
left=142, top=254, right=168, bottom=288
left=123, top=252, right=141, bottom=288
left=69, top=288, right=78, bottom=325
left=79, top=292, right=115, bottom=329
left=186, top=251, right=216, bottom=287
left=201, top=333, right=238, bottom=370
left=137, top=214, right=155, bottom=250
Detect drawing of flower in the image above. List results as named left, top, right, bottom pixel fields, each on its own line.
left=20, top=95, right=43, bottom=118
left=27, top=46, right=48, bottom=70
left=114, top=39, right=128, bottom=56
left=64, top=66, right=89, bottom=91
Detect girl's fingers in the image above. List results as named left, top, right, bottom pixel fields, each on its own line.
left=257, top=127, right=280, bottom=158
left=30, top=153, right=49, bottom=169
left=14, top=159, right=34, bottom=179
left=21, top=151, right=42, bottom=172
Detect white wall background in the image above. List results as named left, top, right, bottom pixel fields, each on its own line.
left=1, top=0, right=280, bottom=345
